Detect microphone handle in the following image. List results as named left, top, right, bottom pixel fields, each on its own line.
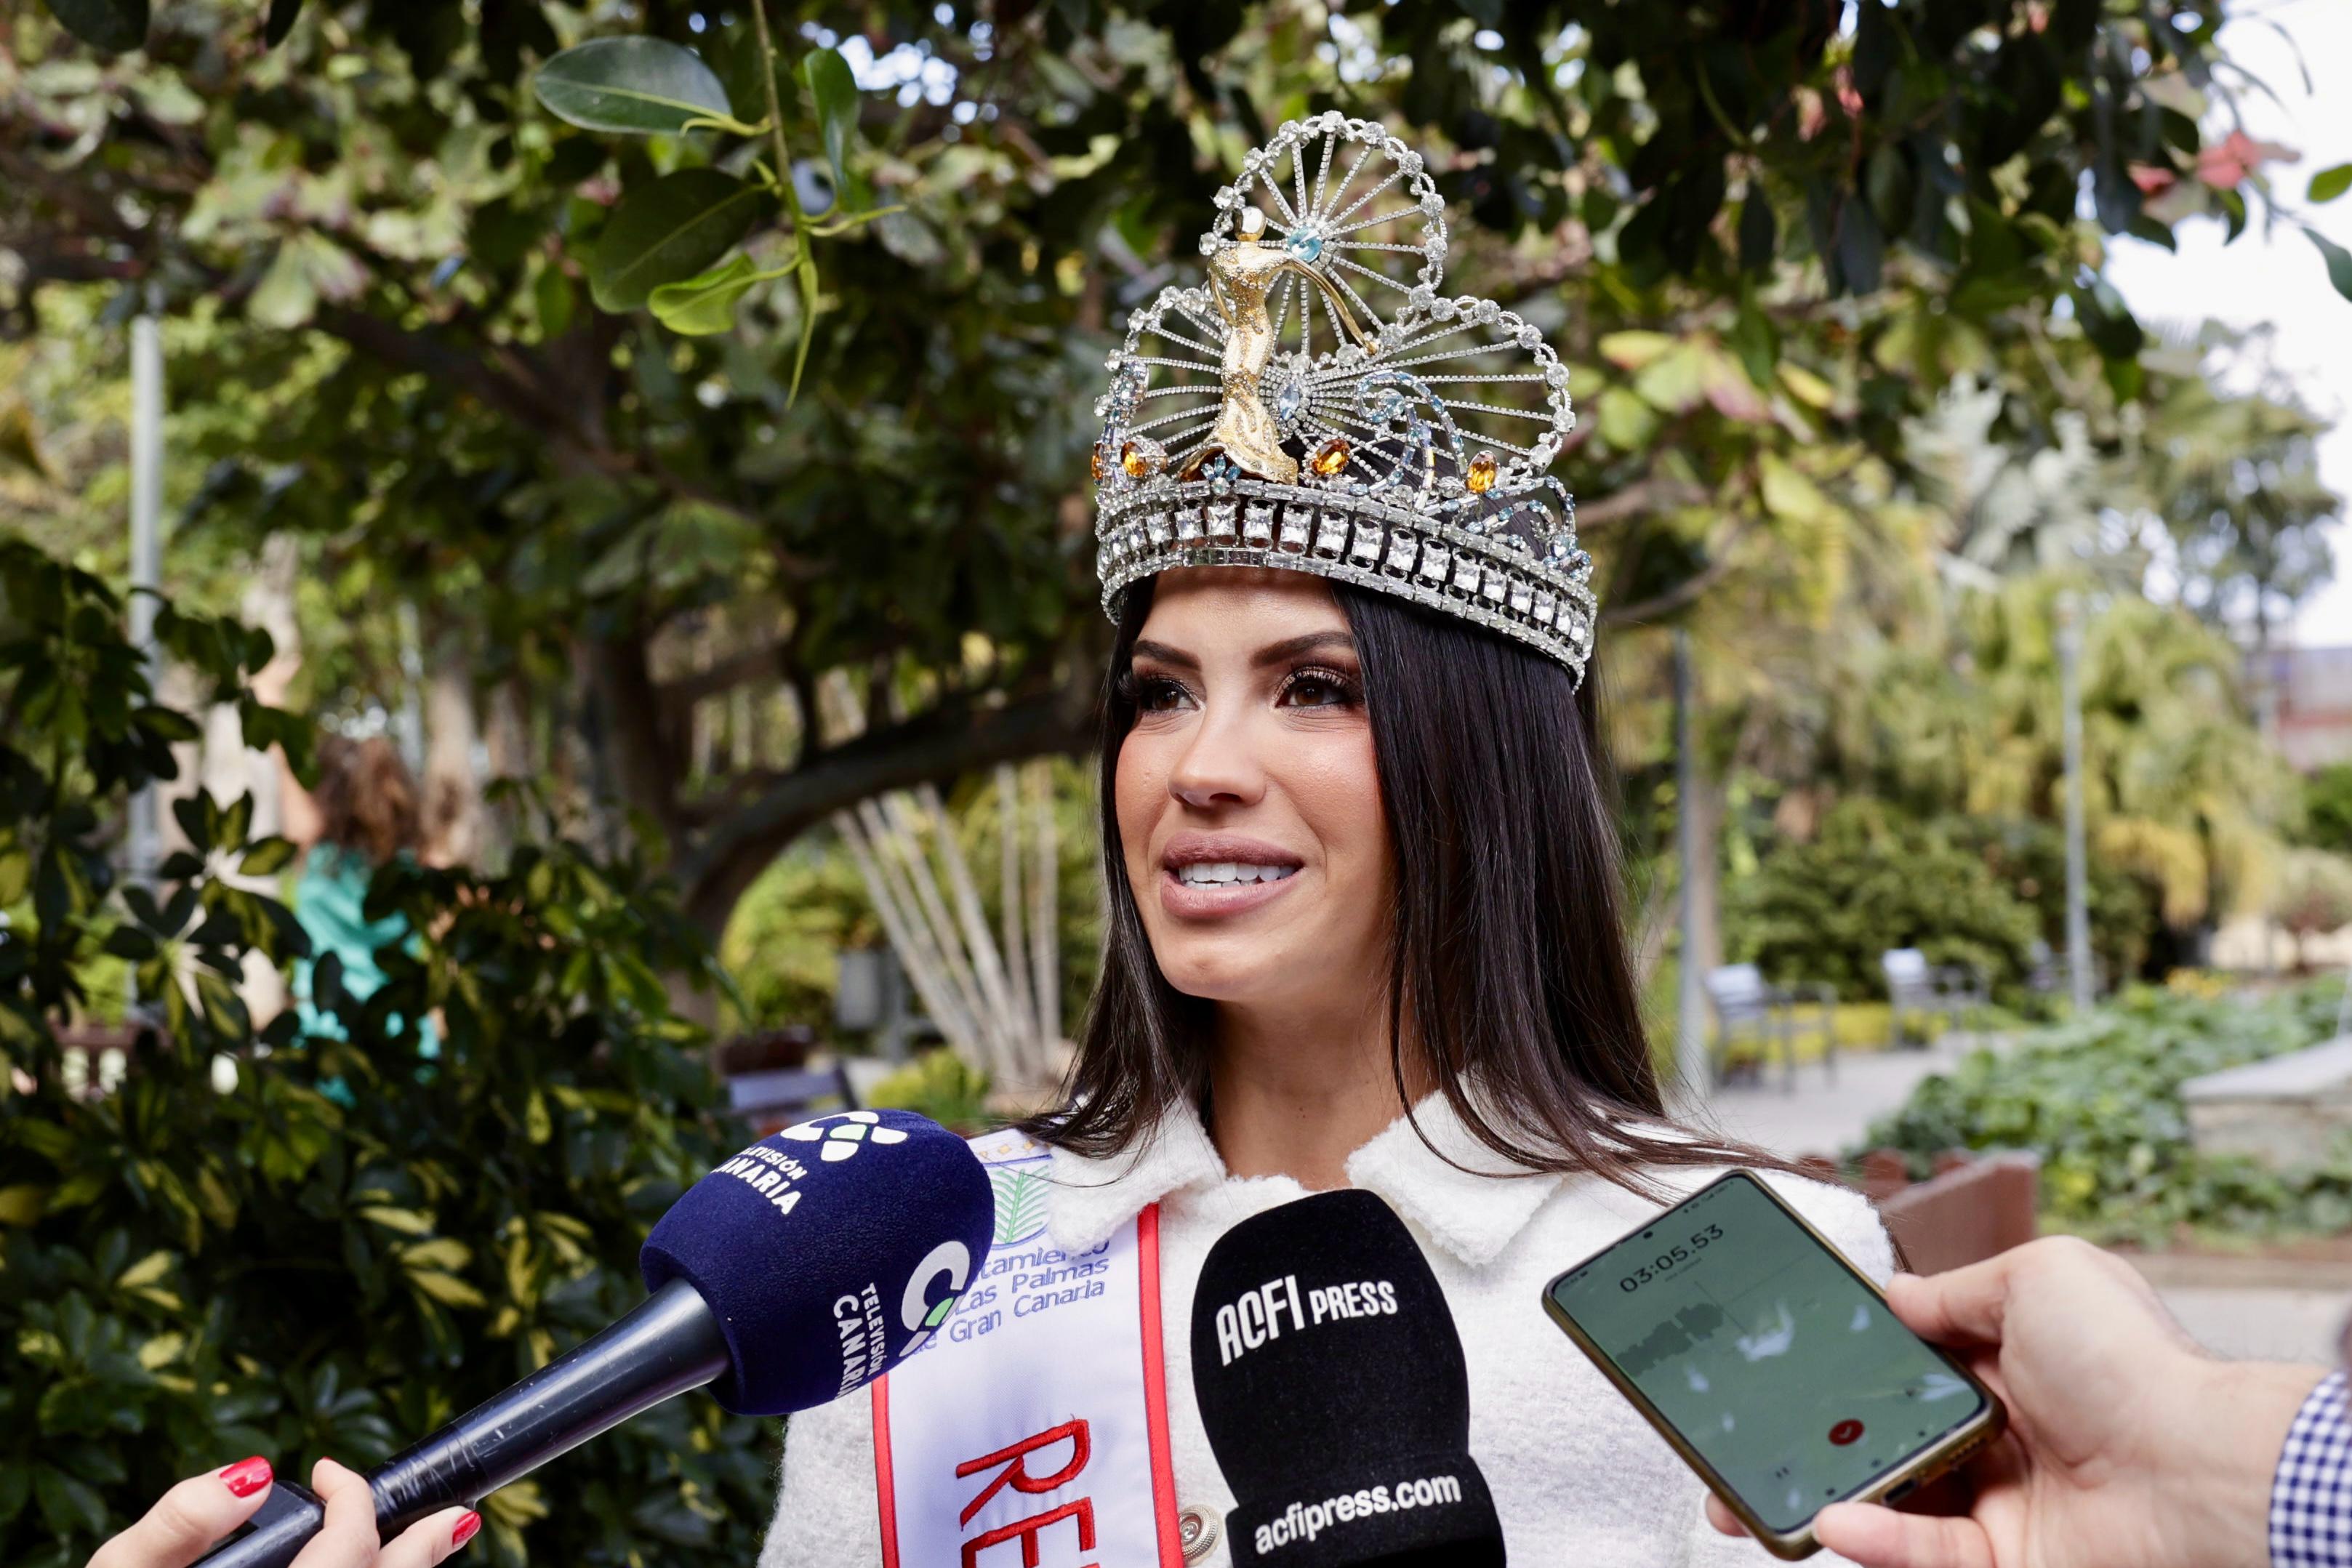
left=193, top=1279, right=731, bottom=1568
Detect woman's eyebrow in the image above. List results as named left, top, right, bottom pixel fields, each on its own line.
left=1250, top=630, right=1356, bottom=667
left=1130, top=638, right=1200, bottom=670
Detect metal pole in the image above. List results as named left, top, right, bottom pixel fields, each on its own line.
left=127, top=309, right=165, bottom=888
left=1673, top=630, right=1709, bottom=1101
left=2055, top=592, right=2093, bottom=1014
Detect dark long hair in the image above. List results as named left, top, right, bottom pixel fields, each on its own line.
left=1024, top=577, right=1786, bottom=1193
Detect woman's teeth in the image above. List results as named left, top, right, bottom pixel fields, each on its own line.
left=1174, top=861, right=1298, bottom=886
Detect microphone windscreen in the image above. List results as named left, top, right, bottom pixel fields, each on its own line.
left=641, top=1109, right=992, bottom=1415
left=1192, top=1189, right=1506, bottom=1567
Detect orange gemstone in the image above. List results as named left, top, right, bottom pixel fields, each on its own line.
left=1467, top=450, right=1499, bottom=494
left=1121, top=438, right=1164, bottom=479
left=1309, top=437, right=1352, bottom=478
left=1091, top=444, right=1110, bottom=483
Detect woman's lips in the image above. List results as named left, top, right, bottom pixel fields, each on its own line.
left=1157, top=865, right=1303, bottom=919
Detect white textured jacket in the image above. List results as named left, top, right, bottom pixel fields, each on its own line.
left=760, top=1093, right=1890, bottom=1568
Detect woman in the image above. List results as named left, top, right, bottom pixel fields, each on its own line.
left=766, top=118, right=1890, bottom=1567
left=278, top=730, right=439, bottom=1059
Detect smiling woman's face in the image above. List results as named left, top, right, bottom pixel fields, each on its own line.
left=1113, top=568, right=1393, bottom=1013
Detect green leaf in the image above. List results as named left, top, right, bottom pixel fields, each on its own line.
left=240, top=836, right=298, bottom=877
left=803, top=47, right=862, bottom=208
left=2305, top=226, right=2352, bottom=302
left=42, top=0, right=148, bottom=52
left=2309, top=164, right=2352, bottom=205
left=534, top=37, right=736, bottom=136
left=32, top=1467, right=106, bottom=1538
left=788, top=254, right=820, bottom=405
left=171, top=794, right=214, bottom=853
left=649, top=253, right=766, bottom=335
left=264, top=0, right=302, bottom=48
left=2070, top=279, right=2144, bottom=361
left=587, top=169, right=765, bottom=313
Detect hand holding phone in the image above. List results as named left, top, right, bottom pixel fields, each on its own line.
left=1707, top=1236, right=2328, bottom=1568
left=1541, top=1172, right=2005, bottom=1559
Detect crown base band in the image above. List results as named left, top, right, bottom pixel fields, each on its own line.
left=1096, top=479, right=1595, bottom=686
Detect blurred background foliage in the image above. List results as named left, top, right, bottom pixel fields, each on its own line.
left=0, top=551, right=765, bottom=1568
left=1867, top=978, right=2352, bottom=1247
left=4, top=0, right=2344, bottom=973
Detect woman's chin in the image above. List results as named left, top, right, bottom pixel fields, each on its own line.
left=1152, top=940, right=1311, bottom=1007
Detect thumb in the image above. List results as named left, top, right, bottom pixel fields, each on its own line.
left=1882, top=1255, right=2019, bottom=1348
left=1815, top=1502, right=1999, bottom=1568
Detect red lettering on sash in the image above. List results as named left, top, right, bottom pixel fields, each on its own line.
left=959, top=1498, right=1096, bottom=1568
left=955, top=1419, right=1092, bottom=1525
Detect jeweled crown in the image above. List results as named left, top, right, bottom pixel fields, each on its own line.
left=1090, top=115, right=1595, bottom=680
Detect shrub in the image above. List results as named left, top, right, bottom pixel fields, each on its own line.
left=0, top=547, right=768, bottom=1567
left=1727, top=803, right=2163, bottom=1001
left=1725, top=804, right=2039, bottom=1000
left=1861, top=981, right=2352, bottom=1246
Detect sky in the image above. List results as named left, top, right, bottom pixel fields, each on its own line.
left=2104, top=0, right=2352, bottom=648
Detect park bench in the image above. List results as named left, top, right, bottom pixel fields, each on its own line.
left=1704, top=962, right=1837, bottom=1093
left=1881, top=948, right=1987, bottom=1050
left=715, top=1026, right=859, bottom=1135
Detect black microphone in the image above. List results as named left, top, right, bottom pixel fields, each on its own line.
left=198, top=1110, right=994, bottom=1568
left=1191, top=1189, right=1506, bottom=1567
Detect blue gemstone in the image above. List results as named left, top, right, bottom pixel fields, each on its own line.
left=1274, top=382, right=1305, bottom=423
left=1283, top=230, right=1323, bottom=263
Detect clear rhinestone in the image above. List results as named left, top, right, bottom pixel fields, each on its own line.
left=1482, top=573, right=1506, bottom=603
left=1280, top=508, right=1313, bottom=551
left=1147, top=512, right=1173, bottom=547
left=1452, top=557, right=1481, bottom=595
left=1243, top=504, right=1275, bottom=547
left=1418, top=542, right=1449, bottom=582
left=1384, top=534, right=1418, bottom=574
left=1350, top=523, right=1384, bottom=563
left=1315, top=515, right=1348, bottom=556
left=1517, top=326, right=1541, bottom=348
left=1509, top=580, right=1534, bottom=614
left=1207, top=502, right=1238, bottom=544
left=1533, top=592, right=1557, bottom=626
left=1175, top=507, right=1203, bottom=544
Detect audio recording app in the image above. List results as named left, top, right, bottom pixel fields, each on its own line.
left=1546, top=1173, right=1986, bottom=1533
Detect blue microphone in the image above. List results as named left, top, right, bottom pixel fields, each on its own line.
left=198, top=1109, right=992, bottom=1568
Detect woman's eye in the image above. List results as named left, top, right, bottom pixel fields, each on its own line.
left=1134, top=676, right=1192, bottom=712
left=1280, top=669, right=1359, bottom=708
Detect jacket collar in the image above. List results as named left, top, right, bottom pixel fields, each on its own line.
left=1045, top=1089, right=1562, bottom=1270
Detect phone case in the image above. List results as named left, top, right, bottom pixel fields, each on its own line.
left=1539, top=1170, right=2007, bottom=1560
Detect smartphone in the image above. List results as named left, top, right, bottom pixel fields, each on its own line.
left=1540, top=1170, right=2005, bottom=1559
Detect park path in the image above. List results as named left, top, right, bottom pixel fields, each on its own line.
left=1697, top=1040, right=2348, bottom=1367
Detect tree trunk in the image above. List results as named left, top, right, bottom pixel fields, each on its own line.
left=422, top=619, right=482, bottom=868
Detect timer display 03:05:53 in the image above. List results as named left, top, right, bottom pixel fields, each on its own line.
left=1618, top=1222, right=1724, bottom=1292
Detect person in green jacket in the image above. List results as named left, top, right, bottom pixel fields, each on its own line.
left=278, top=728, right=439, bottom=1063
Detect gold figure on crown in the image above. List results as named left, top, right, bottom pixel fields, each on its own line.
left=1187, top=204, right=1373, bottom=485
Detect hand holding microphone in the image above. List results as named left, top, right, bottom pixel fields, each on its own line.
left=85, top=1458, right=472, bottom=1568
left=95, top=1109, right=992, bottom=1568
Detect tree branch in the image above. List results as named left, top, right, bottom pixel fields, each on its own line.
left=1600, top=520, right=1756, bottom=625
left=673, top=678, right=1096, bottom=934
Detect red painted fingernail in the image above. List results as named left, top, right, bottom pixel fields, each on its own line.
left=451, top=1511, right=481, bottom=1550
left=219, top=1457, right=272, bottom=1498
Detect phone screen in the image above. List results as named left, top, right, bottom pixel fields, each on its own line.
left=1545, top=1172, right=1986, bottom=1535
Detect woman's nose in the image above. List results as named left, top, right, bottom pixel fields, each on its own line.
left=1167, top=706, right=1266, bottom=811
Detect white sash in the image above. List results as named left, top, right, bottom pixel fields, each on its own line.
left=873, top=1128, right=1179, bottom=1568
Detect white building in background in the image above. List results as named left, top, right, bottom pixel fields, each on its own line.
left=2257, top=643, right=2352, bottom=772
